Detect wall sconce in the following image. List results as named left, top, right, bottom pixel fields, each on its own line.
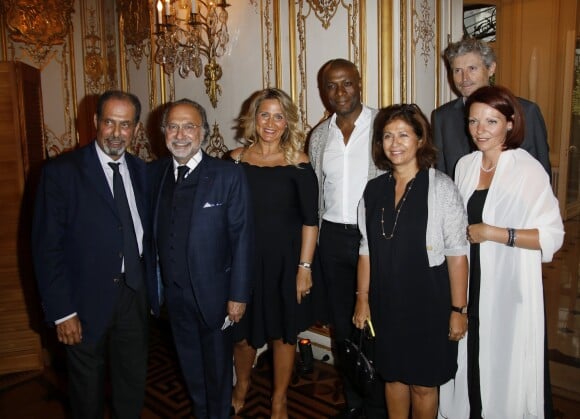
left=154, top=0, right=230, bottom=107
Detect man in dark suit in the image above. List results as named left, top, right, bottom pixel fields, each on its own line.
left=433, top=37, right=551, bottom=179
left=149, top=98, right=253, bottom=418
left=32, top=90, right=150, bottom=418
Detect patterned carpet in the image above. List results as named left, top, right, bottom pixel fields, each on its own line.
left=1, top=317, right=577, bottom=418
left=144, top=318, right=345, bottom=418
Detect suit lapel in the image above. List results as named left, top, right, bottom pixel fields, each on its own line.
left=81, top=142, right=117, bottom=215
left=152, top=158, right=173, bottom=241
left=125, top=153, right=147, bottom=223
left=192, top=154, right=214, bottom=215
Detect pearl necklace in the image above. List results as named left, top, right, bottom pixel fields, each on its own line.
left=480, top=163, right=496, bottom=173
left=380, top=177, right=416, bottom=240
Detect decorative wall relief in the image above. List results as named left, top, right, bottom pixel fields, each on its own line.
left=129, top=122, right=156, bottom=161
left=83, top=7, right=107, bottom=94
left=205, top=122, right=229, bottom=158
left=4, top=0, right=74, bottom=67
left=412, top=0, right=435, bottom=68
left=306, top=0, right=341, bottom=30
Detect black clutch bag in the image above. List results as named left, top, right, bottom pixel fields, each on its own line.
left=338, top=322, right=377, bottom=396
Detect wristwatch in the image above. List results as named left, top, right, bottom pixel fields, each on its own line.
left=298, top=261, right=312, bottom=269
left=451, top=305, right=468, bottom=314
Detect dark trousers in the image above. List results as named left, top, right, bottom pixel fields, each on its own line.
left=319, top=221, right=387, bottom=418
left=65, top=281, right=148, bottom=419
left=165, top=282, right=233, bottom=419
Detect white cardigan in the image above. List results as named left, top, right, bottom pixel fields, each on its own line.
left=439, top=149, right=564, bottom=419
left=358, top=168, right=468, bottom=266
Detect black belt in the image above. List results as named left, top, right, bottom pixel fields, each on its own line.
left=322, top=220, right=359, bottom=230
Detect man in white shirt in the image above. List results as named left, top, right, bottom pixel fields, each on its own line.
left=309, top=59, right=386, bottom=419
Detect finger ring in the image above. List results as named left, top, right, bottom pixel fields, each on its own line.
left=305, top=290, right=310, bottom=294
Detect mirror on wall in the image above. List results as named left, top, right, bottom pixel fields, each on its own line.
left=463, top=4, right=496, bottom=41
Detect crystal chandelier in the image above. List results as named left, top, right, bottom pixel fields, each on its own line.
left=154, top=0, right=230, bottom=107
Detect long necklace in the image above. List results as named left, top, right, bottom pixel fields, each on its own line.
left=380, top=177, right=416, bottom=240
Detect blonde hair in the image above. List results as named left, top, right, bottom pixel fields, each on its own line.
left=239, top=88, right=305, bottom=166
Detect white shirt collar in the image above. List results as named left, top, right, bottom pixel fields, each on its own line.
left=173, top=149, right=203, bottom=177
left=95, top=141, right=127, bottom=167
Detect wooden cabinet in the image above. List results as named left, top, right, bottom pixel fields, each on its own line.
left=0, top=61, right=45, bottom=375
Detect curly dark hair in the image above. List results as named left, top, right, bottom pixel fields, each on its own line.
left=371, top=104, right=437, bottom=171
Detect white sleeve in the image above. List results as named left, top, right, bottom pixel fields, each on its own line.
left=358, top=197, right=369, bottom=255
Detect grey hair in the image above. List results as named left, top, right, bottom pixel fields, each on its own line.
left=161, top=98, right=210, bottom=144
left=443, top=37, right=496, bottom=69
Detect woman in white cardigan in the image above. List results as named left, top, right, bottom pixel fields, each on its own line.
left=439, top=85, right=564, bottom=419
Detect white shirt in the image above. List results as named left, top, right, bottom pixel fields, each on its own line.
left=321, top=106, right=371, bottom=224
left=173, top=149, right=203, bottom=180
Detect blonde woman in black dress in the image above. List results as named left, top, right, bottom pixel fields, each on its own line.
left=230, top=88, right=318, bottom=418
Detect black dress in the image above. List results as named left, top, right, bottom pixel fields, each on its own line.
left=233, top=162, right=319, bottom=348
left=466, top=189, right=487, bottom=419
left=364, top=169, right=457, bottom=386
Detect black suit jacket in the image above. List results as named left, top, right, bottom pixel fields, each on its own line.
left=148, top=153, right=254, bottom=329
left=432, top=96, right=551, bottom=179
left=32, top=141, right=150, bottom=343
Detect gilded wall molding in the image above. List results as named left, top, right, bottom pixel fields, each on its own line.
left=43, top=43, right=76, bottom=157
left=291, top=0, right=362, bottom=130
left=82, top=6, right=107, bottom=94
left=260, top=0, right=274, bottom=88
left=401, top=1, right=408, bottom=103
left=4, top=0, right=74, bottom=67
left=306, top=0, right=341, bottom=29
left=379, top=1, right=393, bottom=107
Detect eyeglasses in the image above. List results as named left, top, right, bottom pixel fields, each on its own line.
left=164, top=123, right=202, bottom=135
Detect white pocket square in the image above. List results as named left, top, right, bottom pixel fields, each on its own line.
left=203, top=202, right=223, bottom=208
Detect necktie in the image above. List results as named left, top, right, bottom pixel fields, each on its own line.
left=176, top=165, right=189, bottom=184
left=108, top=162, right=141, bottom=290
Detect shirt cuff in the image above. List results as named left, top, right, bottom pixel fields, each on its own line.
left=54, top=312, right=77, bottom=325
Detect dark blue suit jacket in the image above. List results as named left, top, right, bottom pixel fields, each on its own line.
left=32, top=141, right=150, bottom=343
left=432, top=96, right=551, bottom=179
left=149, top=153, right=254, bottom=329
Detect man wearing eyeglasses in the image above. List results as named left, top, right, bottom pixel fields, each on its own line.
left=149, top=98, right=254, bottom=418
left=32, top=90, right=150, bottom=418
